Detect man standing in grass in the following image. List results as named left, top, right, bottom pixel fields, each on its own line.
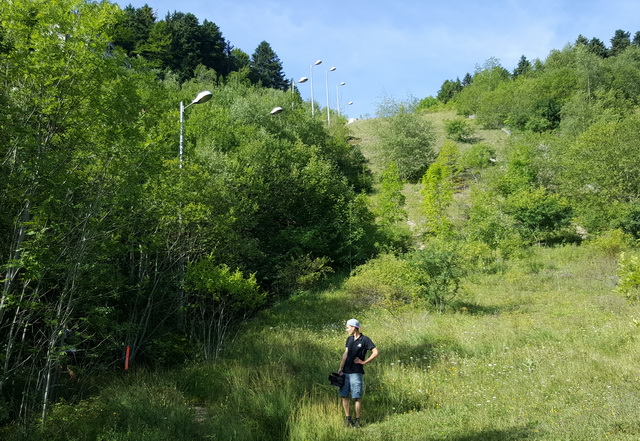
left=338, top=318, right=379, bottom=428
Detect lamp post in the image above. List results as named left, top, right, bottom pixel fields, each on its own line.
left=179, top=90, right=212, bottom=169
left=310, top=59, right=322, bottom=117
left=336, top=81, right=346, bottom=116
left=290, top=76, right=308, bottom=109
left=325, top=67, right=336, bottom=125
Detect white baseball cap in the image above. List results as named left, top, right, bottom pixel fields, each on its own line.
left=346, top=318, right=360, bottom=328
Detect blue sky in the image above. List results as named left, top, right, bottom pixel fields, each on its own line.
left=115, top=0, right=640, bottom=118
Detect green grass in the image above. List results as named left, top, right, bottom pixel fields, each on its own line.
left=14, top=245, right=639, bottom=440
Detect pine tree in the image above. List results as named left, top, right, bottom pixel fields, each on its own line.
left=512, top=55, right=532, bottom=78
left=587, top=37, right=609, bottom=58
left=248, top=41, right=287, bottom=90
left=610, top=29, right=631, bottom=56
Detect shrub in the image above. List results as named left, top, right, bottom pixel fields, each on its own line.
left=185, top=257, right=266, bottom=359
left=615, top=252, right=640, bottom=300
left=588, top=229, right=634, bottom=257
left=460, top=143, right=496, bottom=170
left=416, top=95, right=441, bottom=112
left=406, top=238, right=467, bottom=311
left=613, top=203, right=640, bottom=240
left=465, top=187, right=514, bottom=249
left=445, top=118, right=476, bottom=142
left=374, top=110, right=437, bottom=181
left=274, top=254, right=334, bottom=293
left=344, top=254, right=419, bottom=307
left=503, top=187, right=574, bottom=244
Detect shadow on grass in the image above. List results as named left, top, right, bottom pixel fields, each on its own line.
left=255, top=272, right=366, bottom=330
left=449, top=425, right=537, bottom=440
left=448, top=299, right=517, bottom=316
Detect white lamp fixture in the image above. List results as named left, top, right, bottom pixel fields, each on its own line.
left=180, top=90, right=213, bottom=169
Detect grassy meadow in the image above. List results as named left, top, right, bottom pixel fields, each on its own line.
left=19, top=243, right=640, bottom=441
left=5, top=113, right=640, bottom=441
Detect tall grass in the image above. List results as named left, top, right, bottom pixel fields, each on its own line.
left=7, top=245, right=640, bottom=440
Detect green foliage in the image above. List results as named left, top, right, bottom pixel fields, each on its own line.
left=553, top=113, right=640, bottom=232
left=415, top=95, right=440, bottom=112
left=376, top=162, right=406, bottom=227
left=374, top=94, right=419, bottom=118
left=453, top=57, right=510, bottom=117
left=503, top=187, right=575, bottom=244
left=613, top=203, right=640, bottom=240
left=374, top=110, right=437, bottom=181
left=186, top=257, right=265, bottom=359
left=587, top=229, right=634, bottom=257
left=420, top=140, right=460, bottom=235
left=465, top=187, right=516, bottom=250
left=615, top=251, right=640, bottom=300
left=344, top=253, right=419, bottom=306
left=460, top=143, right=496, bottom=170
left=248, top=40, right=287, bottom=90
left=273, top=255, right=335, bottom=294
left=490, top=139, right=539, bottom=196
left=444, top=117, right=476, bottom=142
left=406, top=237, right=467, bottom=311
left=437, top=78, right=463, bottom=103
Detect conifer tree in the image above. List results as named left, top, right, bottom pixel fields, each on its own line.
left=587, top=37, right=609, bottom=58
left=248, top=41, right=288, bottom=90
left=513, top=55, right=532, bottom=78
left=610, top=29, right=631, bottom=56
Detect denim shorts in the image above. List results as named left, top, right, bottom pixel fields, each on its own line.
left=339, top=373, right=364, bottom=399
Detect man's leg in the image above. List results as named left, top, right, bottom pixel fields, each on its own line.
left=341, top=397, right=351, bottom=417
left=354, top=398, right=361, bottom=419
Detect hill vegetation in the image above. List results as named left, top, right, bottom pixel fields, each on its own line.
left=2, top=0, right=640, bottom=439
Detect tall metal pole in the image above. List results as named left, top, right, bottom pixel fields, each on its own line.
left=326, top=67, right=336, bottom=125
left=310, top=60, right=322, bottom=117
left=179, top=100, right=185, bottom=169
left=336, top=82, right=346, bottom=116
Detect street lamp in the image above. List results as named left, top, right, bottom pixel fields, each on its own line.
left=179, top=90, right=212, bottom=169
left=336, top=81, right=346, bottom=116
left=310, top=59, right=322, bottom=117
left=290, top=76, right=308, bottom=109
left=326, top=66, right=336, bottom=125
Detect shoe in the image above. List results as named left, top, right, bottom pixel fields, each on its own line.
left=353, top=418, right=361, bottom=428
left=344, top=417, right=354, bottom=428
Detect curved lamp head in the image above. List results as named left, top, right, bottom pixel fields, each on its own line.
left=270, top=106, right=284, bottom=115
left=192, top=91, right=213, bottom=105
left=329, top=66, right=336, bottom=71
left=298, top=76, right=309, bottom=83
left=314, top=60, right=322, bottom=65
left=339, top=82, right=346, bottom=86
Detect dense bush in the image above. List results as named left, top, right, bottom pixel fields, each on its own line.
left=344, top=253, right=419, bottom=306
left=374, top=110, right=437, bottom=181
left=445, top=117, right=476, bottom=142
left=406, top=238, right=467, bottom=311
left=616, top=252, right=640, bottom=300
left=503, top=187, right=575, bottom=244
left=460, top=143, right=496, bottom=170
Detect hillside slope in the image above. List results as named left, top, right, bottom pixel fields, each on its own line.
left=6, top=112, right=640, bottom=441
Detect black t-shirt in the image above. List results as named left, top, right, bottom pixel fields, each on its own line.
left=343, top=334, right=376, bottom=374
